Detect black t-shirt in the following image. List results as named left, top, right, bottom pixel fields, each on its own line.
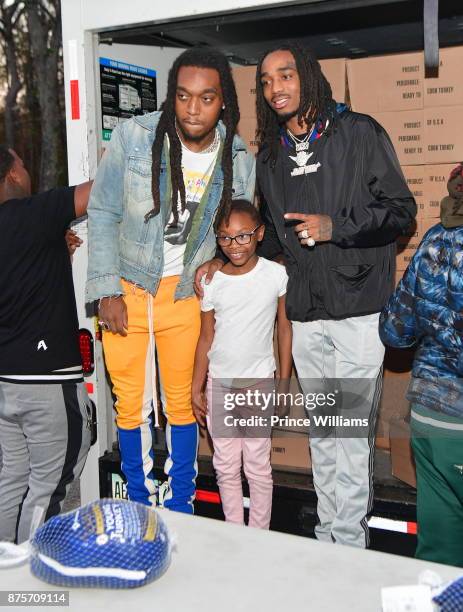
left=0, top=187, right=82, bottom=382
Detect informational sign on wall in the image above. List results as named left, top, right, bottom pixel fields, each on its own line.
left=99, top=57, right=157, bottom=141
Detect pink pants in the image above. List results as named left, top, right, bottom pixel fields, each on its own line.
left=207, top=380, right=273, bottom=529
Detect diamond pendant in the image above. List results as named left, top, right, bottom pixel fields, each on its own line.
left=295, top=151, right=311, bottom=166
left=295, top=141, right=310, bottom=152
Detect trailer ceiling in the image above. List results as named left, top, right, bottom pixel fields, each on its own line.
left=99, top=0, right=463, bottom=63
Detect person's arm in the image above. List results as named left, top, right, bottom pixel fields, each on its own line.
left=86, top=123, right=127, bottom=304
left=330, top=120, right=417, bottom=248
left=191, top=309, right=216, bottom=427
left=276, top=294, right=292, bottom=379
left=379, top=251, right=422, bottom=349
left=74, top=180, right=93, bottom=218
left=194, top=256, right=225, bottom=298
left=65, top=229, right=83, bottom=256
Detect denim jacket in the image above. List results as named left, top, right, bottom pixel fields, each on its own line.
left=86, top=112, right=256, bottom=302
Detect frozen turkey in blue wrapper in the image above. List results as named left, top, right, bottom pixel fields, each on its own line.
left=30, top=499, right=172, bottom=588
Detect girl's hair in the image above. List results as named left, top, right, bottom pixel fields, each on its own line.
left=214, top=199, right=262, bottom=232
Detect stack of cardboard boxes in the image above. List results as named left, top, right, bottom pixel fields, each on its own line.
left=347, top=47, right=462, bottom=486
left=347, top=48, right=461, bottom=282
left=198, top=49, right=461, bottom=485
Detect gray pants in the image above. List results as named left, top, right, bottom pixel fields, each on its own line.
left=0, top=381, right=91, bottom=543
left=292, top=313, right=384, bottom=548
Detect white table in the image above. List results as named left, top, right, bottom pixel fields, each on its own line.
left=0, top=510, right=460, bottom=611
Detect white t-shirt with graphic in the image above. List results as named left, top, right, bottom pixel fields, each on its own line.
left=201, top=257, right=288, bottom=379
left=162, top=141, right=219, bottom=278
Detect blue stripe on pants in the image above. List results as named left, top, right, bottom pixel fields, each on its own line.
left=118, top=420, right=156, bottom=506
left=163, top=422, right=198, bottom=514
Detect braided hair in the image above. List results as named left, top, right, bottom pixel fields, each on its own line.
left=255, top=43, right=337, bottom=165
left=146, top=47, right=240, bottom=224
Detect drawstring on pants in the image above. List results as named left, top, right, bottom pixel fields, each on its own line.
left=147, top=292, right=159, bottom=427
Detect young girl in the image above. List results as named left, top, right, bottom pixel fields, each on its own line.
left=191, top=200, right=292, bottom=529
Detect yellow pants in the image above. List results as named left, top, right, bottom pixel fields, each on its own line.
left=103, top=277, right=201, bottom=429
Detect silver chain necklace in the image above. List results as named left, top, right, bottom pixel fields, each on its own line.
left=286, top=124, right=315, bottom=152
left=200, top=128, right=220, bottom=154
left=177, top=125, right=220, bottom=155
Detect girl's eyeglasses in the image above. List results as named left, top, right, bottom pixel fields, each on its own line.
left=216, top=225, right=262, bottom=247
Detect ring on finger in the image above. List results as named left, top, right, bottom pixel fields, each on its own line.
left=300, top=229, right=309, bottom=239
left=306, top=237, right=316, bottom=247
left=98, top=320, right=110, bottom=331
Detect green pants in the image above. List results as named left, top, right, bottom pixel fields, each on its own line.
left=411, top=411, right=463, bottom=567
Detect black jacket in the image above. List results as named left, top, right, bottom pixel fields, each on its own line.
left=257, top=109, right=417, bottom=322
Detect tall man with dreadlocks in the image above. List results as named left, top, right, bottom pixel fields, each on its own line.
left=86, top=48, right=255, bottom=513
left=196, top=44, right=416, bottom=546
left=255, top=45, right=416, bottom=548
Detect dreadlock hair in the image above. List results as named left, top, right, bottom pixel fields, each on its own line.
left=255, top=43, right=338, bottom=166
left=146, top=47, right=240, bottom=224
left=214, top=198, right=262, bottom=233
left=0, top=145, right=14, bottom=183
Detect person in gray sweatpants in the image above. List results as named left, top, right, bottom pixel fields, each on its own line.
left=251, top=44, right=416, bottom=548
left=0, top=145, right=93, bottom=543
left=196, top=44, right=416, bottom=547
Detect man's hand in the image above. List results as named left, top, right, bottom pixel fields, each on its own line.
left=65, top=229, right=83, bottom=256
left=98, top=296, right=128, bottom=336
left=192, top=390, right=208, bottom=427
left=284, top=213, right=332, bottom=246
left=194, top=258, right=225, bottom=298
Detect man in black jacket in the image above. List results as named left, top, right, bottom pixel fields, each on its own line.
left=255, top=44, right=416, bottom=548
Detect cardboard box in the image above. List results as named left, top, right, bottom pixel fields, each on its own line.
left=198, top=426, right=311, bottom=472
left=232, top=66, right=257, bottom=118
left=424, top=164, right=452, bottom=217
left=271, top=434, right=311, bottom=471
left=396, top=217, right=428, bottom=270
left=372, top=110, right=424, bottom=165
left=397, top=218, right=436, bottom=269
left=198, top=430, right=213, bottom=458
left=237, top=115, right=258, bottom=155
left=347, top=52, right=424, bottom=113
left=421, top=217, right=439, bottom=238
left=348, top=47, right=463, bottom=113
left=397, top=216, right=423, bottom=248
left=401, top=165, right=425, bottom=214
left=372, top=106, right=463, bottom=166
left=319, top=58, right=346, bottom=103
left=389, top=417, right=416, bottom=488
left=376, top=369, right=411, bottom=449
left=401, top=164, right=454, bottom=217
left=424, top=106, right=463, bottom=163
left=424, top=46, right=463, bottom=108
